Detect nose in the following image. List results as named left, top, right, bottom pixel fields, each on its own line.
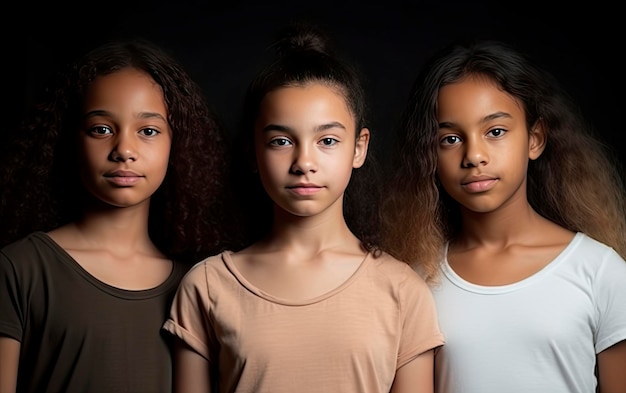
left=290, top=145, right=317, bottom=174
left=462, top=138, right=488, bottom=168
left=109, top=133, right=137, bottom=162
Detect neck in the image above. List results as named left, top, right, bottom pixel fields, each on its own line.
left=72, top=201, right=153, bottom=250
left=265, top=202, right=362, bottom=254
left=456, top=197, right=546, bottom=249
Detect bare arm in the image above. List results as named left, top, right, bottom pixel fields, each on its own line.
left=390, top=349, right=434, bottom=393
left=597, top=339, right=626, bottom=393
left=0, top=336, right=20, bottom=393
left=172, top=339, right=212, bottom=393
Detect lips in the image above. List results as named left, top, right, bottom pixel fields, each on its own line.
left=461, top=175, right=498, bottom=193
left=104, top=170, right=144, bottom=186
left=287, top=183, right=323, bottom=196
left=105, top=170, right=143, bottom=177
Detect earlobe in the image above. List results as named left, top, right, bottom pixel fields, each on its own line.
left=353, top=128, right=370, bottom=168
left=529, top=120, right=547, bottom=160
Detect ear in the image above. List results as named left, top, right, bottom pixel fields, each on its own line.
left=353, top=128, right=370, bottom=168
left=528, top=120, right=546, bottom=160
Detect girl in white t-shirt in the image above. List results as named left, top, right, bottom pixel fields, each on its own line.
left=382, top=39, right=626, bottom=393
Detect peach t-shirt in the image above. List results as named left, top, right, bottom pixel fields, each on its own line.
left=164, top=251, right=444, bottom=393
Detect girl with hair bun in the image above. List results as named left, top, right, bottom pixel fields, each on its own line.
left=164, top=22, right=444, bottom=393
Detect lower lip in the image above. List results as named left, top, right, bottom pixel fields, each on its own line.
left=462, top=179, right=497, bottom=193
left=288, top=187, right=322, bottom=196
left=106, top=176, right=142, bottom=186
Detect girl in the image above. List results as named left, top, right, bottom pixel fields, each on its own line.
left=382, top=39, right=626, bottom=393
left=163, top=23, right=444, bottom=393
left=0, top=38, right=236, bottom=392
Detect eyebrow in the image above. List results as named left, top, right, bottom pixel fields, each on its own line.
left=84, top=110, right=167, bottom=122
left=438, top=111, right=512, bottom=129
left=261, top=121, right=347, bottom=133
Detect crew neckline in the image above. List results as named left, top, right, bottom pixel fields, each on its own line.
left=221, top=250, right=371, bottom=306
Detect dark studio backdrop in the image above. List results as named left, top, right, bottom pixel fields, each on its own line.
left=6, top=1, right=624, bottom=174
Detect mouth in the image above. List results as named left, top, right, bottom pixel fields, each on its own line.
left=104, top=171, right=144, bottom=186
left=461, top=178, right=497, bottom=193
left=286, top=184, right=323, bottom=195
left=106, top=170, right=142, bottom=177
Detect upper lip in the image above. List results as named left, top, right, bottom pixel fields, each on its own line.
left=105, top=170, right=143, bottom=177
left=287, top=183, right=322, bottom=188
left=461, top=174, right=497, bottom=185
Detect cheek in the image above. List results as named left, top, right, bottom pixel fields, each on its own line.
left=152, top=144, right=172, bottom=181
left=493, top=146, right=528, bottom=172
left=436, top=154, right=459, bottom=194
left=256, top=150, right=277, bottom=174
left=77, top=151, right=102, bottom=198
left=78, top=142, right=102, bottom=175
left=337, top=157, right=356, bottom=179
left=256, top=153, right=283, bottom=191
left=436, top=153, right=455, bottom=177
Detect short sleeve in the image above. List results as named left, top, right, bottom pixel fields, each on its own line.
left=163, top=261, right=214, bottom=361
left=594, top=248, right=626, bottom=353
left=397, top=264, right=445, bottom=368
left=0, top=251, right=23, bottom=341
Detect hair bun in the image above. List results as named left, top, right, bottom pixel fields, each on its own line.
left=273, top=22, right=332, bottom=58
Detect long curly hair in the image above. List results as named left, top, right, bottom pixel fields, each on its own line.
left=231, top=21, right=383, bottom=255
left=382, top=39, right=626, bottom=284
left=0, top=38, right=240, bottom=262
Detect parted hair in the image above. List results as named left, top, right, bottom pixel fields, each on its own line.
left=382, top=39, right=626, bottom=284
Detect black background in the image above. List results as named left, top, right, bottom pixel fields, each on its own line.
left=7, top=1, right=623, bottom=169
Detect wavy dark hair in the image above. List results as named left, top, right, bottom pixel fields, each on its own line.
left=382, top=39, right=626, bottom=283
left=231, top=21, right=383, bottom=254
left=0, top=38, right=240, bottom=262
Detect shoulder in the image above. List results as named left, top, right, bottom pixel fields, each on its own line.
left=2, top=231, right=49, bottom=248
left=179, top=251, right=232, bottom=283
left=1, top=232, right=56, bottom=262
left=173, top=252, right=237, bottom=307
left=366, top=253, right=440, bottom=322
left=368, top=251, right=430, bottom=288
left=560, top=234, right=626, bottom=283
left=370, top=251, right=417, bottom=271
left=573, top=233, right=625, bottom=262
left=0, top=232, right=68, bottom=289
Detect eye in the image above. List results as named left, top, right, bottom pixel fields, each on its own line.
left=269, top=137, right=292, bottom=147
left=440, top=135, right=461, bottom=146
left=139, top=128, right=160, bottom=137
left=88, top=125, right=112, bottom=136
left=487, top=128, right=507, bottom=137
left=319, top=137, right=338, bottom=147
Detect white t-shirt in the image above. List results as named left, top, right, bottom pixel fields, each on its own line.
left=432, top=232, right=626, bottom=393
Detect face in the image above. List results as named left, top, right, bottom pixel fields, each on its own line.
left=436, top=75, right=544, bottom=214
left=78, top=67, right=172, bottom=208
left=254, top=83, right=369, bottom=218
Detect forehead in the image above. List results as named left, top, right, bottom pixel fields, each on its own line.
left=259, top=84, right=355, bottom=126
left=437, top=75, right=524, bottom=120
left=84, top=68, right=165, bottom=108
left=86, top=67, right=160, bottom=95
left=264, top=82, right=347, bottom=104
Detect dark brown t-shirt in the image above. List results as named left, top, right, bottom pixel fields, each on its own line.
left=0, top=232, right=188, bottom=393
